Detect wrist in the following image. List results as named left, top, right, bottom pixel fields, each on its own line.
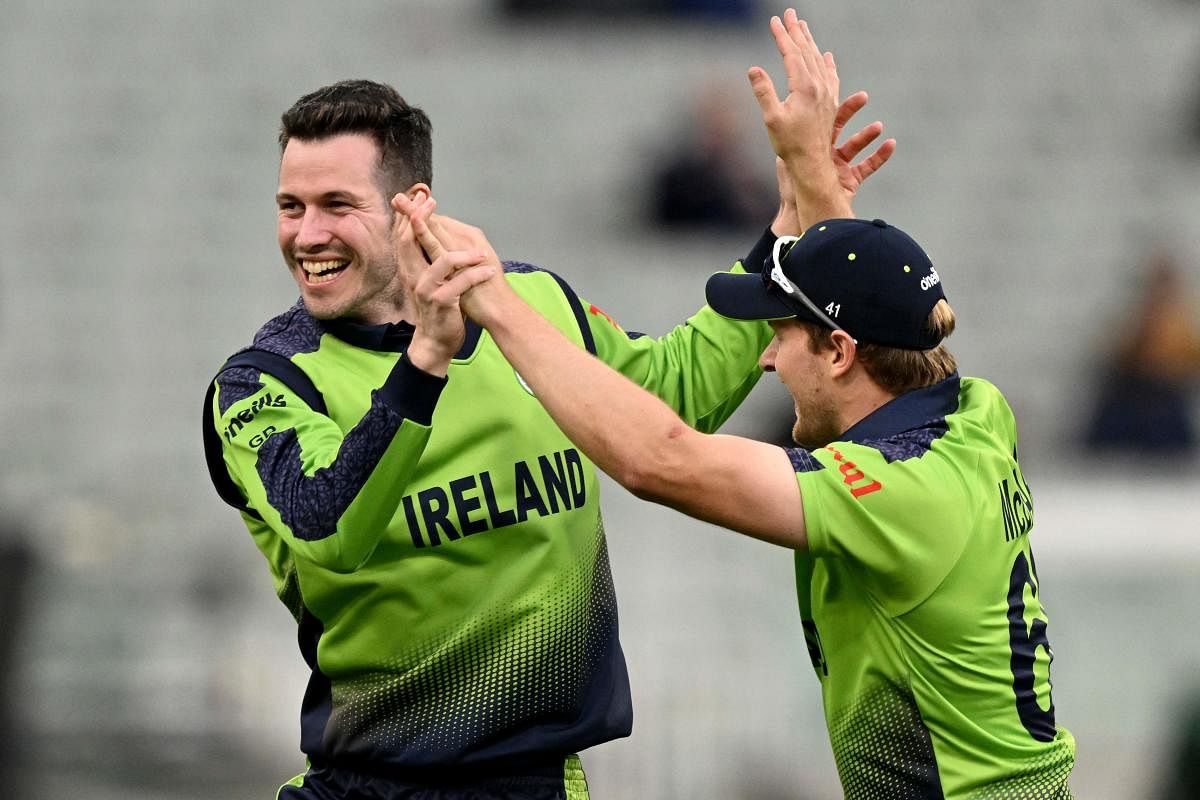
left=770, top=205, right=801, bottom=237
left=792, top=179, right=852, bottom=229
left=405, top=335, right=454, bottom=378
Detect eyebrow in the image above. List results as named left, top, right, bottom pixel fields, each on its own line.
left=275, top=190, right=360, bottom=204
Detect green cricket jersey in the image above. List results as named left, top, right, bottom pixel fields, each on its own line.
left=205, top=258, right=771, bottom=775
left=790, top=375, right=1075, bottom=799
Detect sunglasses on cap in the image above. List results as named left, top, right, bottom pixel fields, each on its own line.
left=768, top=235, right=857, bottom=344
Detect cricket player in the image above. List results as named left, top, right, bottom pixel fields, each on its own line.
left=405, top=11, right=1077, bottom=798
left=201, top=10, right=895, bottom=796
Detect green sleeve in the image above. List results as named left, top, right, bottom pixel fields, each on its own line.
left=798, top=441, right=973, bottom=616
left=583, top=259, right=773, bottom=434
left=212, top=357, right=445, bottom=573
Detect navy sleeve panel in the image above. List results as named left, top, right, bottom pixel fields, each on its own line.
left=787, top=446, right=827, bottom=474
left=377, top=356, right=449, bottom=426
left=220, top=350, right=327, bottom=414
left=742, top=226, right=777, bottom=275
left=206, top=352, right=326, bottom=518
left=257, top=395, right=406, bottom=542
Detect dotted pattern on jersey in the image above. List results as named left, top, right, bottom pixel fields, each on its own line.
left=783, top=418, right=949, bottom=478
left=328, top=519, right=618, bottom=758
left=503, top=261, right=544, bottom=274
left=216, top=366, right=267, bottom=414
left=826, top=681, right=944, bottom=799
left=961, top=755, right=1075, bottom=799
left=829, top=681, right=1075, bottom=800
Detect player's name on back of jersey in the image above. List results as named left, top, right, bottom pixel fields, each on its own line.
left=402, top=448, right=587, bottom=548
left=998, top=465, right=1033, bottom=543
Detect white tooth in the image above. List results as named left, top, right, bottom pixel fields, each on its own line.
left=302, top=259, right=348, bottom=275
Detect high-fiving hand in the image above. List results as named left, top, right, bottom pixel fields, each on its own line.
left=390, top=192, right=496, bottom=375
left=391, top=193, right=513, bottom=341
left=751, top=9, right=895, bottom=222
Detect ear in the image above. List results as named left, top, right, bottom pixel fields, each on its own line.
left=827, top=330, right=858, bottom=378
left=404, top=183, right=431, bottom=204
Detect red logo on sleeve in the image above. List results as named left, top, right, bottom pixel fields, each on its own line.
left=824, top=445, right=883, bottom=499
left=588, top=304, right=622, bottom=332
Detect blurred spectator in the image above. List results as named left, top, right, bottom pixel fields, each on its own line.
left=0, top=521, right=32, bottom=790
left=1157, top=687, right=1200, bottom=799
left=649, top=82, right=776, bottom=232
left=1082, top=249, right=1200, bottom=455
left=1, top=290, right=34, bottom=791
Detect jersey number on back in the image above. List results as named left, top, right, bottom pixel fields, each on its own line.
left=1007, top=550, right=1057, bottom=742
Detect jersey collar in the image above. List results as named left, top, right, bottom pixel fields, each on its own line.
left=322, top=315, right=484, bottom=359
left=840, top=373, right=961, bottom=443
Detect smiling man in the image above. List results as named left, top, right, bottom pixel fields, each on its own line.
left=202, top=48, right=893, bottom=799
left=276, top=114, right=418, bottom=323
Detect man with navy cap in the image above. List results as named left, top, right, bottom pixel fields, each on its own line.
left=408, top=38, right=1077, bottom=800
left=423, top=211, right=1076, bottom=798
left=407, top=10, right=1077, bottom=797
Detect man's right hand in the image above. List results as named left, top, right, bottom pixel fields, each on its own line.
left=392, top=193, right=515, bottom=336
left=829, top=91, right=895, bottom=208
left=391, top=193, right=495, bottom=376
left=751, top=10, right=896, bottom=224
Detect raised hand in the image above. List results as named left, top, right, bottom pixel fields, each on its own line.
left=749, top=12, right=838, bottom=189
left=750, top=10, right=895, bottom=222
left=390, top=192, right=491, bottom=376
left=391, top=193, right=511, bottom=332
left=830, top=91, right=895, bottom=205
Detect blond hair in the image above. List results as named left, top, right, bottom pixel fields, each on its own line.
left=801, top=299, right=957, bottom=394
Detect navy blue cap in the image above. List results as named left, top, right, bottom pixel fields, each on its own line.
left=706, top=218, right=947, bottom=350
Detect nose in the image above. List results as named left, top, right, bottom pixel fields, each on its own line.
left=758, top=336, right=779, bottom=372
left=294, top=208, right=333, bottom=250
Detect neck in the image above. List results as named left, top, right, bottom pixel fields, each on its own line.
left=834, top=373, right=897, bottom=437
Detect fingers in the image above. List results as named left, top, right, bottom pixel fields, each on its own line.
left=391, top=191, right=418, bottom=216
left=769, top=14, right=791, bottom=57
left=435, top=264, right=498, bottom=302
left=768, top=11, right=840, bottom=111
left=771, top=15, right=816, bottom=97
left=429, top=214, right=500, bottom=264
left=392, top=194, right=432, bottom=279
left=773, top=156, right=796, bottom=202
left=836, top=120, right=883, bottom=162
left=420, top=256, right=500, bottom=328
left=412, top=213, right=447, bottom=264
left=394, top=193, right=446, bottom=263
left=421, top=250, right=489, bottom=292
left=774, top=156, right=792, bottom=186
left=747, top=66, right=780, bottom=116
left=832, top=91, right=868, bottom=139
left=852, top=138, right=897, bottom=182
left=786, top=13, right=822, bottom=77
left=823, top=50, right=840, bottom=103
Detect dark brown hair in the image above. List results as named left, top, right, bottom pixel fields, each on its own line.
left=279, top=79, right=432, bottom=197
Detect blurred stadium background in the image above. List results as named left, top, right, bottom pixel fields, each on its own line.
left=3, top=0, right=1200, bottom=797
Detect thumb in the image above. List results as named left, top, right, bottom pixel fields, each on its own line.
left=747, top=66, right=780, bottom=115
